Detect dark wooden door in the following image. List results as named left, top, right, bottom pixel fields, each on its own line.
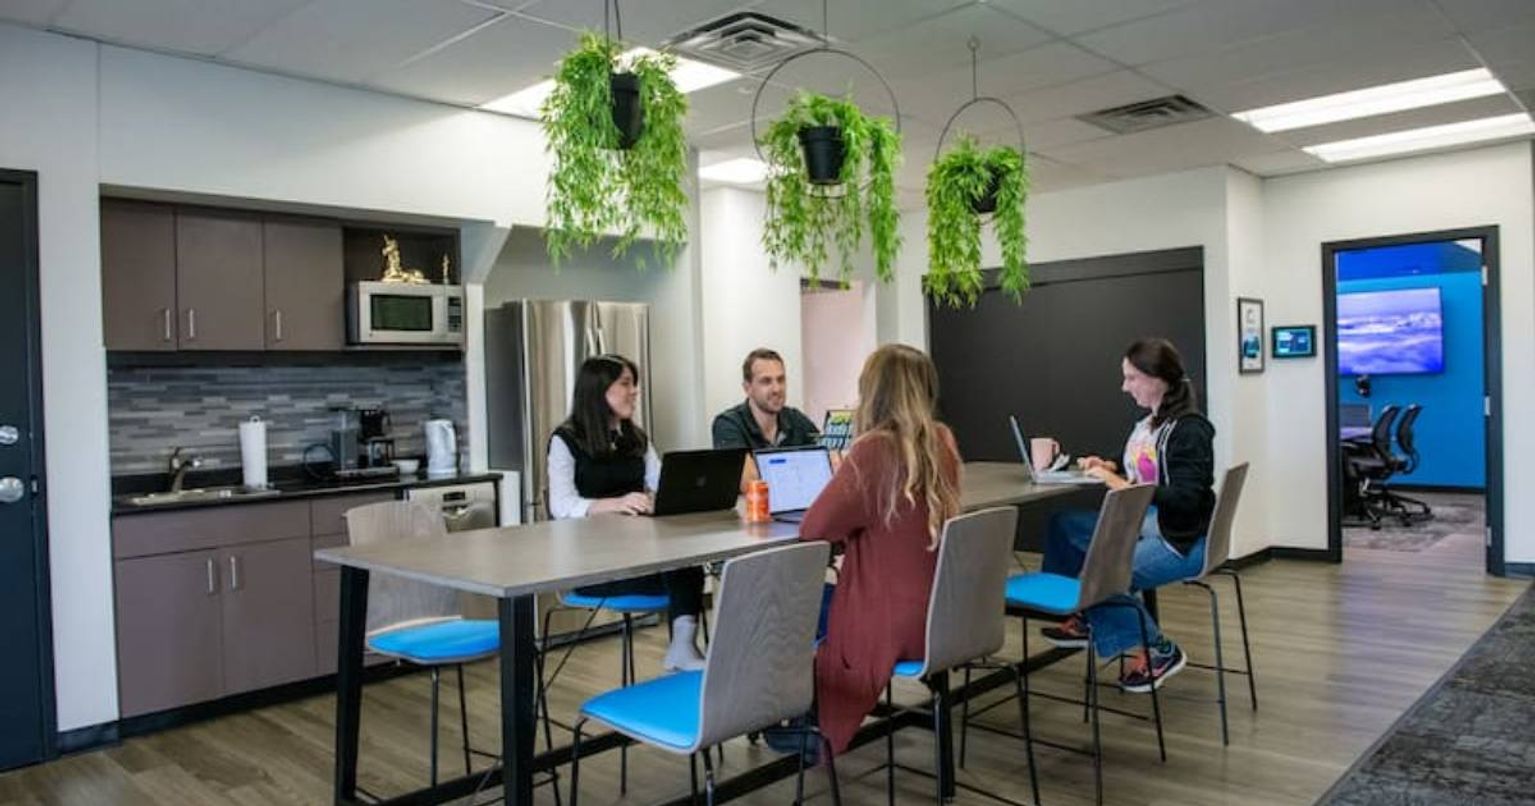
left=221, top=537, right=317, bottom=694
left=114, top=550, right=224, bottom=718
left=264, top=218, right=344, bottom=351
left=176, top=209, right=264, bottom=350
left=0, top=171, right=51, bottom=769
left=100, top=199, right=177, bottom=351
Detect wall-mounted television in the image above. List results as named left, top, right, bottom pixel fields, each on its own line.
left=1337, top=287, right=1444, bottom=375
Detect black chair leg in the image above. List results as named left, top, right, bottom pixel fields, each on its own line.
left=455, top=664, right=472, bottom=775
left=1018, top=622, right=1041, bottom=806
left=1087, top=638, right=1103, bottom=806
left=619, top=613, right=633, bottom=797
left=1201, top=581, right=1230, bottom=746
left=885, top=686, right=896, bottom=806
left=690, top=752, right=700, bottom=802
left=822, top=731, right=843, bottom=806
left=429, top=666, right=441, bottom=787
left=1226, top=570, right=1258, bottom=710
left=702, top=746, right=718, bottom=806
left=1132, top=611, right=1167, bottom=763
left=569, top=719, right=585, bottom=806
left=959, top=665, right=972, bottom=769
left=795, top=722, right=810, bottom=804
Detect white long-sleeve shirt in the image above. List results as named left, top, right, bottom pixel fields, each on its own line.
left=546, top=436, right=661, bottom=519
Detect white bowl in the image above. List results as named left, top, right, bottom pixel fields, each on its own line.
left=392, top=459, right=421, bottom=476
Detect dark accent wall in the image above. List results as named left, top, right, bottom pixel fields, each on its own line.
left=929, top=247, right=1206, bottom=465
left=108, top=358, right=465, bottom=475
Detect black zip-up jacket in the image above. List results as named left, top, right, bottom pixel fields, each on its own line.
left=1143, top=413, right=1217, bottom=553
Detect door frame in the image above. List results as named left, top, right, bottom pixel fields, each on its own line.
left=1321, top=226, right=1504, bottom=575
left=0, top=168, right=56, bottom=763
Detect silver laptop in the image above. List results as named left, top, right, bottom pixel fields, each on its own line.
left=1008, top=416, right=1102, bottom=486
left=753, top=446, right=835, bottom=523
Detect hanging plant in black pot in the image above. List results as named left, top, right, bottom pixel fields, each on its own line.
left=760, top=91, right=901, bottom=284
left=541, top=32, right=688, bottom=268
left=925, top=136, right=1029, bottom=307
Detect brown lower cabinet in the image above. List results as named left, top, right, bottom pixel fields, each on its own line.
left=113, top=549, right=225, bottom=718
left=220, top=537, right=317, bottom=695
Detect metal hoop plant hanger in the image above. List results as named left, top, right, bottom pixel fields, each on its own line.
left=934, top=39, right=1028, bottom=168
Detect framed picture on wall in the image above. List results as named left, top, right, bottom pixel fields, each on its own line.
left=1238, top=297, right=1265, bottom=373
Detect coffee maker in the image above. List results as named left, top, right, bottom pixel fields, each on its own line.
left=328, top=405, right=396, bottom=479
left=329, top=407, right=362, bottom=471
left=358, top=407, right=395, bottom=468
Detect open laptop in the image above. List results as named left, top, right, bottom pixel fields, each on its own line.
left=1008, top=415, right=1101, bottom=486
left=753, top=446, right=834, bottom=523
left=651, top=448, right=749, bottom=516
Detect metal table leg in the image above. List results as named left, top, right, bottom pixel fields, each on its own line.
left=499, top=595, right=538, bottom=804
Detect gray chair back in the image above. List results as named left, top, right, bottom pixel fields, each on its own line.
left=916, top=507, right=1019, bottom=678
left=344, top=500, right=460, bottom=636
left=1198, top=463, right=1250, bottom=579
left=694, top=541, right=831, bottom=751
left=1073, top=484, right=1157, bottom=611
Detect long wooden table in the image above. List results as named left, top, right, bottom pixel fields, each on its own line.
left=318, top=462, right=1086, bottom=805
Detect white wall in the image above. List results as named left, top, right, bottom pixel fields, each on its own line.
left=1262, top=142, right=1535, bottom=561
left=699, top=187, right=808, bottom=420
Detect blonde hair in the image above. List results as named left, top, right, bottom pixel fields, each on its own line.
left=852, top=344, right=961, bottom=547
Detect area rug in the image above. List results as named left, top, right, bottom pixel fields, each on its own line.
left=1343, top=492, right=1483, bottom=552
left=1318, top=583, right=1535, bottom=805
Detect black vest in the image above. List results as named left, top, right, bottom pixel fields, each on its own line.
left=553, top=428, right=645, bottom=499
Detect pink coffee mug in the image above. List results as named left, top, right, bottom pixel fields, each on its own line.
left=1030, top=437, right=1060, bottom=472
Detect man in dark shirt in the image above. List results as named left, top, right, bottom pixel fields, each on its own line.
left=712, top=348, right=821, bottom=450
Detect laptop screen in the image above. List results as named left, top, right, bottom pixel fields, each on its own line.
left=1008, top=415, right=1034, bottom=469
left=755, top=448, right=834, bottom=513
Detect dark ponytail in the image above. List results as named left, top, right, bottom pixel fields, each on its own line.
left=1125, top=338, right=1199, bottom=427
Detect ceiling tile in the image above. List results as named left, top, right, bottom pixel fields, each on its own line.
left=225, top=0, right=502, bottom=84
left=1432, top=0, right=1535, bottom=34
left=853, top=4, right=1054, bottom=82
left=368, top=13, right=575, bottom=106
left=1073, top=0, right=1425, bottom=67
left=1189, top=39, right=1482, bottom=113
left=1028, top=153, right=1118, bottom=190
left=1041, top=116, right=1287, bottom=179
left=1231, top=149, right=1325, bottom=176
left=1137, top=5, right=1455, bottom=107
left=1467, top=22, right=1535, bottom=90
left=1004, top=69, right=1176, bottom=125
left=685, top=81, right=762, bottom=135
left=515, top=0, right=761, bottom=45
left=750, top=0, right=972, bottom=44
left=1273, top=94, right=1524, bottom=147
left=889, top=41, right=1119, bottom=124
left=984, top=0, right=1198, bottom=36
left=0, top=0, right=70, bottom=26
left=50, top=0, right=310, bottom=56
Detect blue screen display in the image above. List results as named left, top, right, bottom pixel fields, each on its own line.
left=1337, top=287, right=1444, bottom=375
left=1272, top=326, right=1314, bottom=358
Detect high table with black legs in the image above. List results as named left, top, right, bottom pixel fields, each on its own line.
left=317, top=462, right=1096, bottom=805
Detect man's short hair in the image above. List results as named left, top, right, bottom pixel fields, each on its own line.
left=742, top=348, right=784, bottom=382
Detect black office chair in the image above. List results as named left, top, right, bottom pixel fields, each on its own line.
left=1341, top=405, right=1399, bottom=529
left=1381, top=404, right=1433, bottom=523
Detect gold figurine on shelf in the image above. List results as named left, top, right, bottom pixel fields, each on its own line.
left=380, top=234, right=428, bottom=284
left=441, top=254, right=451, bottom=284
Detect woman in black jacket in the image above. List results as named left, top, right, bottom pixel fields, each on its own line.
left=1040, top=338, right=1216, bottom=693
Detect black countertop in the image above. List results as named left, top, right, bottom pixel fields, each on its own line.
left=111, top=465, right=503, bottom=516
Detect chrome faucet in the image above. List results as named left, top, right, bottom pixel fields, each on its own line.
left=168, top=447, right=202, bottom=493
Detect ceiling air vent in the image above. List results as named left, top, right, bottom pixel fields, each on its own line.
left=666, top=12, right=824, bottom=74
left=1077, top=94, right=1213, bottom=135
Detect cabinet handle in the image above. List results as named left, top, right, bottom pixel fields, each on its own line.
left=274, top=309, right=284, bottom=342
left=161, top=308, right=173, bottom=342
left=186, top=308, right=197, bottom=341
left=206, top=558, right=217, bottom=595
left=229, top=555, right=240, bottom=591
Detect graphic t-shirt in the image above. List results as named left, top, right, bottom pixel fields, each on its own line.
left=1123, top=416, right=1172, bottom=485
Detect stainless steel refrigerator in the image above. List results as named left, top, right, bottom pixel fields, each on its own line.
left=484, top=300, right=652, bottom=524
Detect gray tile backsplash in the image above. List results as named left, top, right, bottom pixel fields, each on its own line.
left=109, top=361, right=466, bottom=475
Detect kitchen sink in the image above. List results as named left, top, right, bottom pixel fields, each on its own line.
left=125, top=486, right=281, bottom=507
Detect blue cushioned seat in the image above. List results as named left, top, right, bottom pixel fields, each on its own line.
left=892, top=659, right=924, bottom=678
left=580, top=670, right=702, bottom=751
left=367, top=619, right=500, bottom=664
left=560, top=592, right=670, bottom=612
left=1004, top=573, right=1082, bottom=616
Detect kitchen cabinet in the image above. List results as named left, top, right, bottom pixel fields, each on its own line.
left=114, top=549, right=224, bottom=718
left=100, top=200, right=177, bottom=351
left=263, top=218, right=344, bottom=350
left=175, top=209, right=266, bottom=350
left=221, top=537, right=317, bottom=694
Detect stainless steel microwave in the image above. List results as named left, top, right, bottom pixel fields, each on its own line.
left=347, top=281, right=465, bottom=346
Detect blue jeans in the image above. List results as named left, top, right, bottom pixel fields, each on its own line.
left=1041, top=508, right=1207, bottom=658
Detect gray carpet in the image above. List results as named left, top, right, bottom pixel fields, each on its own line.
left=1319, top=583, right=1535, bottom=805
left=1344, top=492, right=1484, bottom=552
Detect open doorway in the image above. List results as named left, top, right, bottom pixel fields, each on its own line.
left=1323, top=227, right=1503, bottom=575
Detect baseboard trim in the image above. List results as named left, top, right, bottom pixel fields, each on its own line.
left=55, top=722, right=120, bottom=756
left=1505, top=562, right=1535, bottom=579
left=1271, top=546, right=1336, bottom=562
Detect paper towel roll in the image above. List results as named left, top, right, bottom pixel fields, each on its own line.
left=239, top=416, right=268, bottom=490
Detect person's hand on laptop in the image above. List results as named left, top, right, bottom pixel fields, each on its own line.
left=592, top=491, right=654, bottom=516
left=1082, top=464, right=1130, bottom=490
left=1076, top=455, right=1118, bottom=472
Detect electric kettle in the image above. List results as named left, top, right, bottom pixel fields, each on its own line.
left=424, top=419, right=457, bottom=478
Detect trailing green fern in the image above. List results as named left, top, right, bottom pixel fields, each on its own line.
left=542, top=33, right=688, bottom=269
left=760, top=91, right=902, bottom=284
left=924, top=137, right=1029, bottom=307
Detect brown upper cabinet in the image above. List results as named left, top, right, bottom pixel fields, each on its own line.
left=263, top=218, right=344, bottom=351
left=101, top=200, right=346, bottom=352
left=100, top=200, right=177, bottom=351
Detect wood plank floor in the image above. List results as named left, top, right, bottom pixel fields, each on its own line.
left=2, top=546, right=1526, bottom=805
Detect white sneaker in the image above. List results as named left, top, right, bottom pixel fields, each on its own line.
left=663, top=615, right=707, bottom=672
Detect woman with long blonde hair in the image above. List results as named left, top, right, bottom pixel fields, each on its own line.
left=797, top=344, right=963, bottom=755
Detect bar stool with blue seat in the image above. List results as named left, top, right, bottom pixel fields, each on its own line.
left=878, top=506, right=1032, bottom=806
left=568, top=542, right=837, bottom=806
left=342, top=501, right=511, bottom=792
left=992, top=484, right=1159, bottom=806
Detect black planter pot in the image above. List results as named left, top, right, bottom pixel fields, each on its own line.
left=971, top=170, right=1002, bottom=215
left=798, top=126, right=846, bottom=185
left=610, top=72, right=644, bottom=150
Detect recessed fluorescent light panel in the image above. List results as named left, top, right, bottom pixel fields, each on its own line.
left=1233, top=69, right=1508, bottom=133
left=699, top=157, right=769, bottom=184
left=1303, top=113, right=1535, bottom=163
left=480, top=48, right=739, bottom=118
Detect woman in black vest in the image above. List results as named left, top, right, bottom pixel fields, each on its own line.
left=546, top=354, right=706, bottom=671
